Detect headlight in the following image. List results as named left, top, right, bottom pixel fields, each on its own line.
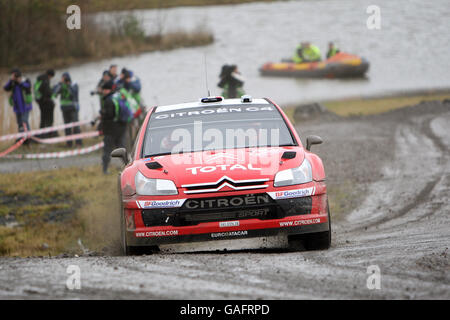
left=135, top=171, right=178, bottom=195
left=274, top=158, right=312, bottom=187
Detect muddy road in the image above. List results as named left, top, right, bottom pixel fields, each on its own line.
left=0, top=101, right=449, bottom=299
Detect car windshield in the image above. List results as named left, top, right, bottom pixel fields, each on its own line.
left=142, top=103, right=296, bottom=157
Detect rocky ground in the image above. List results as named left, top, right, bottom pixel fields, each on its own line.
left=0, top=100, right=449, bottom=299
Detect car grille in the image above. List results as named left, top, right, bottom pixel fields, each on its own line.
left=177, top=194, right=279, bottom=225
left=181, top=176, right=269, bottom=194
left=141, top=193, right=313, bottom=228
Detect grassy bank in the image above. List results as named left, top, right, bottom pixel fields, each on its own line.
left=0, top=166, right=120, bottom=257
left=321, top=91, right=450, bottom=117
left=0, top=1, right=214, bottom=71
left=283, top=90, right=450, bottom=123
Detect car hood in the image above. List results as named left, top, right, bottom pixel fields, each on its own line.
left=137, top=147, right=304, bottom=188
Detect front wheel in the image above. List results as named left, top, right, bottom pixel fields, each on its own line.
left=119, top=207, right=158, bottom=255
left=288, top=206, right=332, bottom=251
left=119, top=202, right=133, bottom=255
left=118, top=184, right=142, bottom=256
left=304, top=206, right=331, bottom=250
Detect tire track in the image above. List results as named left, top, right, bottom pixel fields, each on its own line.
left=1, top=101, right=449, bottom=299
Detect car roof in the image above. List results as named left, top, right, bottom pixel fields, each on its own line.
left=154, top=98, right=270, bottom=114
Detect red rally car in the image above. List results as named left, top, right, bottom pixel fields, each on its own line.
left=112, top=96, right=331, bottom=255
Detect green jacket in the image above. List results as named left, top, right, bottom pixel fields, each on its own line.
left=52, top=82, right=79, bottom=109
left=293, top=44, right=322, bottom=63
left=326, top=47, right=340, bottom=59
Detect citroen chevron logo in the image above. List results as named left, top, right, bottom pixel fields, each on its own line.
left=182, top=176, right=269, bottom=194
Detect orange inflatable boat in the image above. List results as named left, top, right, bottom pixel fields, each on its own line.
left=260, top=53, right=369, bottom=78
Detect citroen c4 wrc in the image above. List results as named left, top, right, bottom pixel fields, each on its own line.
left=112, top=95, right=331, bottom=255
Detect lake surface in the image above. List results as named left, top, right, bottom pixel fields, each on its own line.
left=2, top=0, right=450, bottom=130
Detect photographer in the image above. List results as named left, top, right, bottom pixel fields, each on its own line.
left=92, top=70, right=112, bottom=96
left=217, top=64, right=245, bottom=99
left=52, top=72, right=82, bottom=147
left=99, top=81, right=128, bottom=174
left=109, top=64, right=118, bottom=82
left=35, top=69, right=56, bottom=138
left=3, top=68, right=33, bottom=135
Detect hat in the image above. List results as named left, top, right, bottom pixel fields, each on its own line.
left=10, top=68, right=21, bottom=77
left=46, top=69, right=55, bottom=77
left=101, top=80, right=114, bottom=90
left=124, top=70, right=133, bottom=79
left=62, top=72, right=71, bottom=82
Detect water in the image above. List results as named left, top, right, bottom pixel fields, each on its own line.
left=2, top=0, right=450, bottom=130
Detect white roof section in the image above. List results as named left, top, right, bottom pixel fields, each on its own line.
left=155, top=98, right=270, bottom=113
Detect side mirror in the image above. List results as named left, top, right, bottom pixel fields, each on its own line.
left=306, top=135, right=323, bottom=151
left=111, top=148, right=129, bottom=165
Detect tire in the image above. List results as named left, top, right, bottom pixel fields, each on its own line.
left=119, top=202, right=155, bottom=255
left=303, top=206, right=331, bottom=250
left=288, top=205, right=332, bottom=251
left=119, top=194, right=132, bottom=255
left=118, top=189, right=159, bottom=255
left=118, top=177, right=138, bottom=256
left=120, top=208, right=156, bottom=255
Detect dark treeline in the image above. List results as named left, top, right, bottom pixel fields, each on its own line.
left=0, top=0, right=97, bottom=69
left=0, top=0, right=213, bottom=70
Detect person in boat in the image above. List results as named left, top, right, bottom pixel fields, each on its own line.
left=217, top=64, right=245, bottom=99
left=326, top=42, right=340, bottom=59
left=292, top=42, right=322, bottom=63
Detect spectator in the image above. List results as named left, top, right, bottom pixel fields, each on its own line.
left=123, top=69, right=142, bottom=105
left=114, top=67, right=128, bottom=90
left=3, top=68, right=33, bottom=137
left=217, top=64, right=245, bottom=98
left=99, top=80, right=128, bottom=174
left=109, top=64, right=118, bottom=82
left=91, top=70, right=112, bottom=96
left=34, top=69, right=56, bottom=138
left=52, top=72, right=82, bottom=147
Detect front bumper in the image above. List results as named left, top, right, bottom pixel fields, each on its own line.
left=126, top=214, right=329, bottom=246
left=123, top=181, right=329, bottom=247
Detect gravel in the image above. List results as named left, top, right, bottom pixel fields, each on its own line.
left=0, top=100, right=449, bottom=299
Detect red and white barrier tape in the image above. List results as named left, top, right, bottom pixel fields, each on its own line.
left=4, top=142, right=104, bottom=159
left=0, top=120, right=92, bottom=142
left=0, top=124, right=29, bottom=158
left=0, top=137, right=26, bottom=157
left=30, top=131, right=100, bottom=144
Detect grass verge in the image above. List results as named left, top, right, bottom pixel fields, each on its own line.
left=321, top=92, right=450, bottom=117
left=283, top=90, right=450, bottom=124
left=0, top=166, right=120, bottom=257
